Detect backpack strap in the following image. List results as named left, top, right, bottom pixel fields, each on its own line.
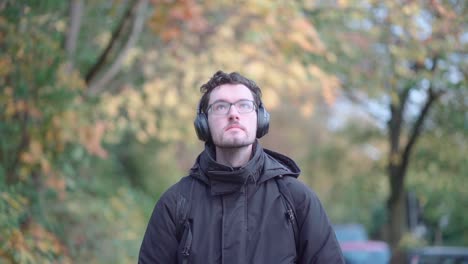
left=275, top=175, right=300, bottom=250
left=175, top=176, right=195, bottom=264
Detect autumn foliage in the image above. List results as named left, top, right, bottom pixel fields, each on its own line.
left=1, top=1, right=467, bottom=263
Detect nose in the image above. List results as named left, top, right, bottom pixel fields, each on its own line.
left=227, top=105, right=240, bottom=120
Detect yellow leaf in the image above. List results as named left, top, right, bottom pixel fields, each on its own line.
left=146, top=122, right=157, bottom=136
left=262, top=88, right=280, bottom=110
left=19, top=167, right=31, bottom=181
left=289, top=32, right=317, bottom=53
left=1, top=192, right=26, bottom=210
left=110, top=195, right=128, bottom=212
left=245, top=61, right=266, bottom=78
left=94, top=31, right=111, bottom=49
left=164, top=90, right=178, bottom=107
left=79, top=121, right=108, bottom=158
left=56, top=64, right=86, bottom=90
left=28, top=222, right=68, bottom=256
left=123, top=47, right=142, bottom=68
left=338, top=0, right=349, bottom=8
left=136, top=130, right=149, bottom=143
left=127, top=89, right=143, bottom=109
left=103, top=97, right=120, bottom=117
left=290, top=18, right=326, bottom=54
left=289, top=60, right=307, bottom=80
left=40, top=157, right=52, bottom=175
left=54, top=19, right=66, bottom=32
left=307, top=65, right=326, bottom=80
left=20, top=140, right=43, bottom=165
left=240, top=44, right=258, bottom=56
left=325, top=52, right=337, bottom=63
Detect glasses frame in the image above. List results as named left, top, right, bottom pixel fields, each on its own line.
left=207, top=99, right=257, bottom=115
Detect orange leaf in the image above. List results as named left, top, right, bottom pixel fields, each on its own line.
left=80, top=121, right=108, bottom=158
left=45, top=173, right=66, bottom=200
left=162, top=27, right=182, bottom=42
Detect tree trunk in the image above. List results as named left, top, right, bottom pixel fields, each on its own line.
left=385, top=88, right=409, bottom=249
left=388, top=168, right=407, bottom=264
left=388, top=164, right=407, bottom=247
left=386, top=87, right=441, bottom=254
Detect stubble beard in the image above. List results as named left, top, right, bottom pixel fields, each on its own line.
left=213, top=136, right=255, bottom=149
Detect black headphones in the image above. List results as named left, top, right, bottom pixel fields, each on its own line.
left=194, top=101, right=270, bottom=142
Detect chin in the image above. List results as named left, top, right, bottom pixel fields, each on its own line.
left=215, top=138, right=255, bottom=149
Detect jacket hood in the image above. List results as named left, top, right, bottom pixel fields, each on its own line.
left=189, top=141, right=301, bottom=195
left=260, top=148, right=301, bottom=183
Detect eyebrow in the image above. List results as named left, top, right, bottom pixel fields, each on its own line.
left=210, top=99, right=253, bottom=104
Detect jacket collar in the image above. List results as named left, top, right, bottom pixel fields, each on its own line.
left=193, top=141, right=264, bottom=196
left=189, top=141, right=301, bottom=195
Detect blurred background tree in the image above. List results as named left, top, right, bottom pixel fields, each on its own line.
left=0, top=0, right=466, bottom=263
left=300, top=0, right=466, bottom=253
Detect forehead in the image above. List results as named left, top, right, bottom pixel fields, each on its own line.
left=209, top=84, right=253, bottom=103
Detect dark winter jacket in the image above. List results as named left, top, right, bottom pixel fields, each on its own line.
left=139, top=142, right=344, bottom=264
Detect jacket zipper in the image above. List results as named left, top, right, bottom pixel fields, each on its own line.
left=180, top=220, right=192, bottom=264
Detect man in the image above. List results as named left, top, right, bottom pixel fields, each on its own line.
left=139, top=71, right=344, bottom=263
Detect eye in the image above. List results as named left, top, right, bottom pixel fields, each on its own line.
left=213, top=102, right=228, bottom=112
left=237, top=101, right=253, bottom=110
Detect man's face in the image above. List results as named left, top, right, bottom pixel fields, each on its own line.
left=207, top=84, right=257, bottom=149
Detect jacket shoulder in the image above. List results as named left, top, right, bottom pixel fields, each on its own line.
left=139, top=176, right=193, bottom=263
left=279, top=176, right=320, bottom=204
left=277, top=176, right=326, bottom=225
left=162, top=175, right=194, bottom=198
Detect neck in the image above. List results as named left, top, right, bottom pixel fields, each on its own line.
left=215, top=145, right=253, bottom=167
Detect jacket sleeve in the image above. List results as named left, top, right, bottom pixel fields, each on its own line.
left=138, top=186, right=179, bottom=264
left=286, top=178, right=345, bottom=264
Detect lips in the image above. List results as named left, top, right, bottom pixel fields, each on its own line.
left=225, top=123, right=245, bottom=131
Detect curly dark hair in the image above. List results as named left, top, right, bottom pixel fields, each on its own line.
left=198, top=70, right=262, bottom=113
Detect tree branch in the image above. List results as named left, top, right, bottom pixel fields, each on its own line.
left=340, top=85, right=385, bottom=122
left=87, top=0, right=148, bottom=96
left=85, top=0, right=136, bottom=84
left=399, top=55, right=441, bottom=172
left=65, top=0, right=83, bottom=73
left=400, top=87, right=442, bottom=173
left=302, top=5, right=368, bottom=18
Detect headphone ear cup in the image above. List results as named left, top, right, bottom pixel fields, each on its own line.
left=256, top=104, right=270, bottom=138
left=194, top=112, right=210, bottom=141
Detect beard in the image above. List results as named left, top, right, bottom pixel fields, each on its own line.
left=212, top=135, right=255, bottom=149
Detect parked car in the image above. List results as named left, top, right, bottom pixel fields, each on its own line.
left=406, top=246, right=468, bottom=264
left=340, top=240, right=391, bottom=264
left=334, top=223, right=369, bottom=243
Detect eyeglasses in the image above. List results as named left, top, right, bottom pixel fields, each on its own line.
left=207, top=100, right=256, bottom=115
